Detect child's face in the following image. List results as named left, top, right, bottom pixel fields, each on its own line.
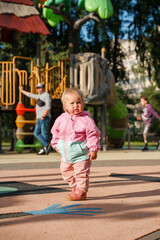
left=140, top=98, right=147, bottom=106
left=64, top=94, right=83, bottom=115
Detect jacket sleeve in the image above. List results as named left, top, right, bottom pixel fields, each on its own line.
left=50, top=117, right=60, bottom=149
left=150, top=105, right=160, bottom=120
left=86, top=118, right=100, bottom=152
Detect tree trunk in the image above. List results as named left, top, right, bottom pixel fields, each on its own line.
left=112, top=33, right=118, bottom=82
left=68, top=26, right=80, bottom=55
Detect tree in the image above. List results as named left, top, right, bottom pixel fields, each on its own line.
left=43, top=0, right=113, bottom=54
left=84, top=0, right=133, bottom=82
left=131, top=0, right=160, bottom=87
left=0, top=43, right=13, bottom=61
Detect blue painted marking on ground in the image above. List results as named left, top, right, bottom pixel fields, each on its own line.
left=25, top=204, right=105, bottom=216
left=0, top=187, right=18, bottom=194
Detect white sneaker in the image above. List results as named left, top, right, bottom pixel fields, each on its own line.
left=37, top=148, right=46, bottom=155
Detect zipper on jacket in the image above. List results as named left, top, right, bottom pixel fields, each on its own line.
left=64, top=116, right=70, bottom=164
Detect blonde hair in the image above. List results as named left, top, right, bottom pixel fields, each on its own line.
left=61, top=88, right=84, bottom=112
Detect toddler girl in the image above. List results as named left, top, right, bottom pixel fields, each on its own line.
left=51, top=88, right=100, bottom=201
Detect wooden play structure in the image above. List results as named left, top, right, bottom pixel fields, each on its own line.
left=0, top=0, right=51, bottom=152
left=70, top=50, right=128, bottom=149
left=0, top=55, right=70, bottom=152
left=0, top=56, right=70, bottom=108
left=0, top=49, right=128, bottom=152
left=0, top=0, right=128, bottom=153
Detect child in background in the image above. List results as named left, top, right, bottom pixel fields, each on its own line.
left=137, top=96, right=160, bottom=151
left=51, top=88, right=100, bottom=201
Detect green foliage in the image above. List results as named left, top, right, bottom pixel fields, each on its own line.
left=132, top=62, right=148, bottom=85
left=0, top=43, right=13, bottom=61
left=84, top=0, right=113, bottom=19
left=43, top=0, right=64, bottom=27
left=40, top=36, right=69, bottom=67
left=124, top=141, right=157, bottom=147
left=108, top=100, right=128, bottom=119
left=107, top=126, right=126, bottom=138
left=85, top=0, right=133, bottom=83
left=43, top=0, right=71, bottom=27
left=78, top=0, right=85, bottom=8
left=131, top=0, right=160, bottom=87
left=0, top=0, right=159, bottom=87
left=115, top=85, right=137, bottom=106
left=107, top=101, right=128, bottom=139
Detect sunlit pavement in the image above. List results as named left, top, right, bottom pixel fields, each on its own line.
left=0, top=149, right=160, bottom=240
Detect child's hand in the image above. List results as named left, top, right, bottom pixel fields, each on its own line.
left=55, top=147, right=60, bottom=154
left=137, top=116, right=141, bottom=120
left=88, top=151, right=97, bottom=160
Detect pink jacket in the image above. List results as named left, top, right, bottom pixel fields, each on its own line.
left=51, top=111, right=100, bottom=164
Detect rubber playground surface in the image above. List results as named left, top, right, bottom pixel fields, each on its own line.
left=0, top=149, right=160, bottom=240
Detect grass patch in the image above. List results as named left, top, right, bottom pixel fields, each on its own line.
left=124, top=141, right=157, bottom=146
left=2, top=142, right=11, bottom=146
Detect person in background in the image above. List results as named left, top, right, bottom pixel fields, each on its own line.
left=19, top=83, right=51, bottom=155
left=137, top=96, right=160, bottom=151
left=51, top=88, right=100, bottom=201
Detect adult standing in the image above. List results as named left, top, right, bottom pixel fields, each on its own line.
left=19, top=83, right=51, bottom=155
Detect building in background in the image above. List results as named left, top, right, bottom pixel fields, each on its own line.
left=118, top=39, right=151, bottom=98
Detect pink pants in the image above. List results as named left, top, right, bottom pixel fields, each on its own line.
left=60, top=159, right=91, bottom=193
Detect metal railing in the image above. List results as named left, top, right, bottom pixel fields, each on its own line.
left=0, top=56, right=70, bottom=108
left=41, top=58, right=70, bottom=99
left=0, top=61, right=15, bottom=108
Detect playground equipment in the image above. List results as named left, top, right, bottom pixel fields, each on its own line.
left=0, top=56, right=69, bottom=109
left=43, top=0, right=113, bottom=27
left=0, top=56, right=39, bottom=108
left=0, top=55, right=69, bottom=152
left=70, top=50, right=128, bottom=149
left=0, top=49, right=128, bottom=151
left=16, top=128, right=35, bottom=140
left=15, top=115, right=37, bottom=129
left=15, top=102, right=36, bottom=116
left=16, top=140, right=42, bottom=153
left=78, top=0, right=113, bottom=19
left=15, top=101, right=42, bottom=153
